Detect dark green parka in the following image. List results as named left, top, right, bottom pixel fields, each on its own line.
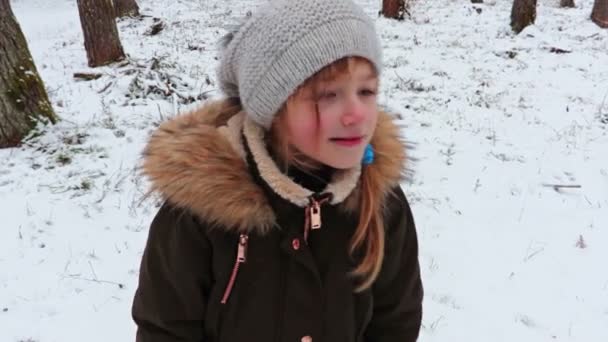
left=132, top=101, right=423, bottom=342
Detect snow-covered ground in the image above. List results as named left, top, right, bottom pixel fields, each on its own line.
left=1, top=0, right=607, bottom=341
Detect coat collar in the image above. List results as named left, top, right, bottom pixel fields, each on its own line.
left=141, top=100, right=408, bottom=235
left=242, top=116, right=361, bottom=208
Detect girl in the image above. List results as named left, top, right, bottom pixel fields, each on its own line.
left=131, top=0, right=423, bottom=341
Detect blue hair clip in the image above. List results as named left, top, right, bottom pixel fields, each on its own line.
left=362, top=144, right=374, bottom=165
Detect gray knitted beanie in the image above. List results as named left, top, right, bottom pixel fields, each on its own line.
left=217, top=0, right=382, bottom=129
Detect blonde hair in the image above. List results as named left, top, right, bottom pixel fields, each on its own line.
left=269, top=57, right=384, bottom=292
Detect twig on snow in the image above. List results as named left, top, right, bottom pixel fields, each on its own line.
left=64, top=275, right=125, bottom=289
left=97, top=81, right=114, bottom=94
left=542, top=183, right=581, bottom=192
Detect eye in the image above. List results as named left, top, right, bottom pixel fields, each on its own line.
left=316, top=90, right=338, bottom=103
left=359, top=88, right=377, bottom=97
left=319, top=91, right=337, bottom=99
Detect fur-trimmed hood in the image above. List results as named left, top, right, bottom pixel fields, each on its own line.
left=141, top=100, right=407, bottom=234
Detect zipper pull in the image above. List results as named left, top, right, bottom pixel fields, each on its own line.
left=310, top=200, right=321, bottom=230
left=237, top=233, right=248, bottom=262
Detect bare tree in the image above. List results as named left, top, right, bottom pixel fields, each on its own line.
left=511, top=0, right=537, bottom=34
left=381, top=0, right=409, bottom=20
left=0, top=0, right=57, bottom=148
left=560, top=0, right=575, bottom=8
left=77, top=0, right=125, bottom=67
left=114, top=0, right=140, bottom=18
left=591, top=0, right=608, bottom=28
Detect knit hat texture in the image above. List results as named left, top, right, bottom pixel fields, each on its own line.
left=217, top=0, right=382, bottom=129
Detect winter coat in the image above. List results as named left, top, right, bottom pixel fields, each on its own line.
left=131, top=101, right=423, bottom=342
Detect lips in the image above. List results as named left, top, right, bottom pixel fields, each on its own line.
left=330, top=136, right=365, bottom=147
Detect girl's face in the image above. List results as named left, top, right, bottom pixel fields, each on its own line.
left=283, top=60, right=379, bottom=170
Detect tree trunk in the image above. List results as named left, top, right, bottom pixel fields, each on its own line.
left=0, top=0, right=57, bottom=148
left=114, top=0, right=139, bottom=18
left=77, top=0, right=125, bottom=67
left=381, top=0, right=406, bottom=20
left=560, top=0, right=575, bottom=8
left=591, top=0, right=608, bottom=28
left=511, top=0, right=537, bottom=34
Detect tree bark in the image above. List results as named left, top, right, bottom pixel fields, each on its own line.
left=511, top=0, right=537, bottom=34
left=114, top=0, right=140, bottom=18
left=381, top=0, right=406, bottom=20
left=77, top=0, right=125, bottom=67
left=591, top=0, right=608, bottom=28
left=0, top=0, right=57, bottom=148
left=560, top=0, right=575, bottom=8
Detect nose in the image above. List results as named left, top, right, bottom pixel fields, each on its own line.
left=340, top=95, right=366, bottom=127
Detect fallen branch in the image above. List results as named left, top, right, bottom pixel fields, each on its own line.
left=145, top=19, right=165, bottom=36
left=548, top=47, right=572, bottom=54
left=74, top=72, right=103, bottom=81
left=122, top=56, right=212, bottom=104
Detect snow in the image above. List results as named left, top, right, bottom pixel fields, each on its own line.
left=1, top=0, right=607, bottom=341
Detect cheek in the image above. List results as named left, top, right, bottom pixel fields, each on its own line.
left=286, top=111, right=322, bottom=151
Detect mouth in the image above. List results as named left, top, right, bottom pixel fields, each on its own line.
left=329, top=136, right=365, bottom=147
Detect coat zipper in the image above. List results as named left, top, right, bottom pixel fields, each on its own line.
left=221, top=233, right=248, bottom=304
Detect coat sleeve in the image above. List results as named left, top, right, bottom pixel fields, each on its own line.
left=364, top=186, right=424, bottom=342
left=132, top=203, right=212, bottom=342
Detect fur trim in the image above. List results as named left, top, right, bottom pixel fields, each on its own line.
left=142, top=103, right=275, bottom=234
left=141, top=100, right=407, bottom=234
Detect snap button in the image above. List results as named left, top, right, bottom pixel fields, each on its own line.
left=301, top=336, right=312, bottom=342
left=292, top=238, right=300, bottom=250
